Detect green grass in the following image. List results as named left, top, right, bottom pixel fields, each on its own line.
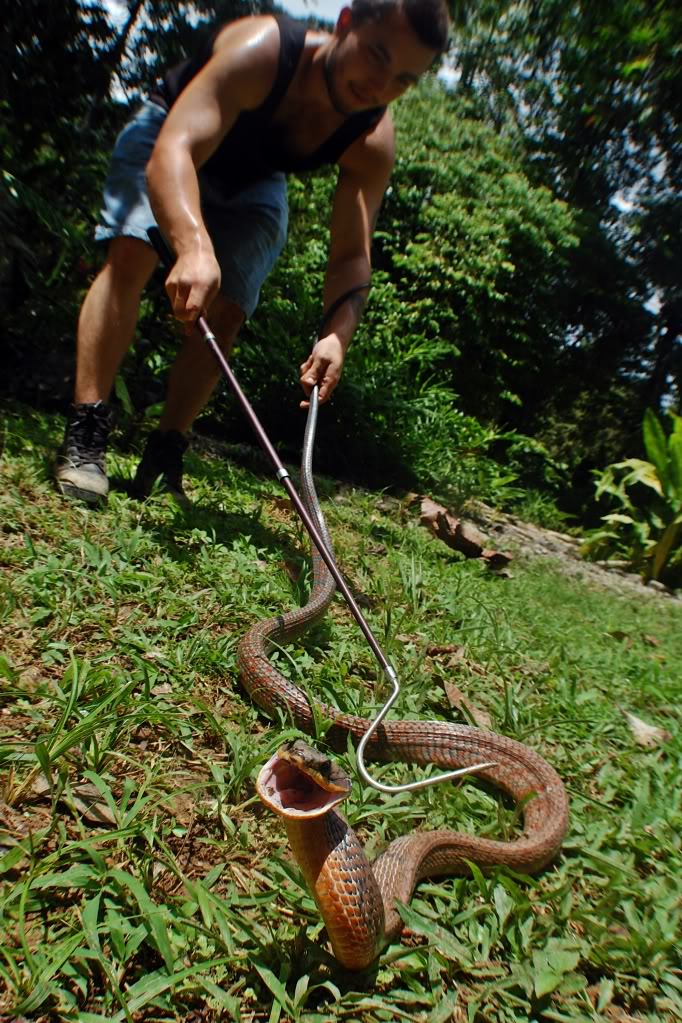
left=1, top=401, right=681, bottom=1023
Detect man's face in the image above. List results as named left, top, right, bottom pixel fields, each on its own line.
left=326, top=5, right=438, bottom=114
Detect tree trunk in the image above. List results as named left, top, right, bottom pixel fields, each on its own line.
left=84, top=0, right=147, bottom=124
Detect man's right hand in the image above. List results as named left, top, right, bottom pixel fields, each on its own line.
left=164, top=248, right=222, bottom=325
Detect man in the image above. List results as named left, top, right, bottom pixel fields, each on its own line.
left=56, top=0, right=449, bottom=503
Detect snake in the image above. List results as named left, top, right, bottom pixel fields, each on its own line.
left=237, top=403, right=569, bottom=972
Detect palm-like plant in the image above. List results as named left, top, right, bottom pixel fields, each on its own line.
left=584, top=409, right=682, bottom=584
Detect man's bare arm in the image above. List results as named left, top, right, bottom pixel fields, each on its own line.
left=300, top=112, right=395, bottom=405
left=146, top=17, right=280, bottom=322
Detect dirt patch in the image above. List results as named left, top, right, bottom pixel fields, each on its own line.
left=469, top=503, right=680, bottom=604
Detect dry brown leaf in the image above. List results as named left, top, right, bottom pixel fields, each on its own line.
left=443, top=682, right=492, bottom=729
left=622, top=710, right=672, bottom=748
left=30, top=776, right=117, bottom=825
left=395, top=633, right=423, bottom=645
left=426, top=643, right=465, bottom=657
left=71, top=788, right=118, bottom=826
left=151, top=682, right=173, bottom=696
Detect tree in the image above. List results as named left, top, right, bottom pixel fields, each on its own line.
left=447, top=0, right=682, bottom=434
left=2, top=1, right=113, bottom=160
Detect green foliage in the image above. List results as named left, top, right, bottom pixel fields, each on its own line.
left=486, top=436, right=573, bottom=529
left=2, top=402, right=682, bottom=1022
left=450, top=0, right=682, bottom=415
left=379, top=81, right=578, bottom=427
left=583, top=409, right=682, bottom=584
left=0, top=1, right=113, bottom=161
left=219, top=80, right=578, bottom=501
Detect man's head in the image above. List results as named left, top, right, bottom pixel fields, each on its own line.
left=350, top=0, right=450, bottom=55
left=326, top=1, right=449, bottom=114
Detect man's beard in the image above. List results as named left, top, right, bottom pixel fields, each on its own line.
left=323, top=48, right=352, bottom=117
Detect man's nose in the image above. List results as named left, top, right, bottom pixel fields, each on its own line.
left=368, top=67, right=391, bottom=98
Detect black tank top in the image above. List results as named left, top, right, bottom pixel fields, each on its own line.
left=151, top=16, right=385, bottom=197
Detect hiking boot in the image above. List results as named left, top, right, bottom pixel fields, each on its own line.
left=133, top=430, right=189, bottom=499
left=55, top=401, right=111, bottom=504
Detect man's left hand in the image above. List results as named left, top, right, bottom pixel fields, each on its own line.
left=299, top=335, right=346, bottom=407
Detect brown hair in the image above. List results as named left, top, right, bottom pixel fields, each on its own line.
left=350, top=0, right=450, bottom=54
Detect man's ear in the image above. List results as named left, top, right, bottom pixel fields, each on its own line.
left=335, top=6, right=353, bottom=35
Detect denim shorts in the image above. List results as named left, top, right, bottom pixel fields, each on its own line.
left=95, top=100, right=289, bottom=317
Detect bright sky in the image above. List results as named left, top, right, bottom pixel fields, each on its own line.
left=105, top=1, right=342, bottom=28
left=279, top=0, right=340, bottom=20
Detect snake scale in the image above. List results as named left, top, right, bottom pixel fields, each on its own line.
left=237, top=426, right=569, bottom=970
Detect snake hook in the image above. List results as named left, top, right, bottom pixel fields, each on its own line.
left=356, top=666, right=496, bottom=794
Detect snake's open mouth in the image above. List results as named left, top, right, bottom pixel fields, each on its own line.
left=257, top=751, right=347, bottom=819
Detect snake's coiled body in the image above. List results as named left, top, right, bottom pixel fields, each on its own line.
left=238, top=448, right=569, bottom=969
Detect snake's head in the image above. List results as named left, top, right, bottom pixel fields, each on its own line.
left=257, top=740, right=351, bottom=819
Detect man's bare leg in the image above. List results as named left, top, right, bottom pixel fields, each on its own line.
left=159, top=297, right=244, bottom=433
left=134, top=296, right=244, bottom=498
left=57, top=237, right=157, bottom=503
left=75, top=237, right=159, bottom=403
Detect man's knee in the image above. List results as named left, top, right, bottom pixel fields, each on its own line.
left=104, top=236, right=158, bottom=291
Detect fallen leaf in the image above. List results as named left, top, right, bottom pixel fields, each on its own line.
left=151, top=683, right=173, bottom=696
left=426, top=643, right=465, bottom=657
left=396, top=633, right=423, bottom=645
left=622, top=710, right=671, bottom=748
left=30, top=777, right=117, bottom=825
left=607, top=630, right=633, bottom=649
left=443, top=682, right=492, bottom=729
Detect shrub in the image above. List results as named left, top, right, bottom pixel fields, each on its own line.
left=582, top=409, right=682, bottom=586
